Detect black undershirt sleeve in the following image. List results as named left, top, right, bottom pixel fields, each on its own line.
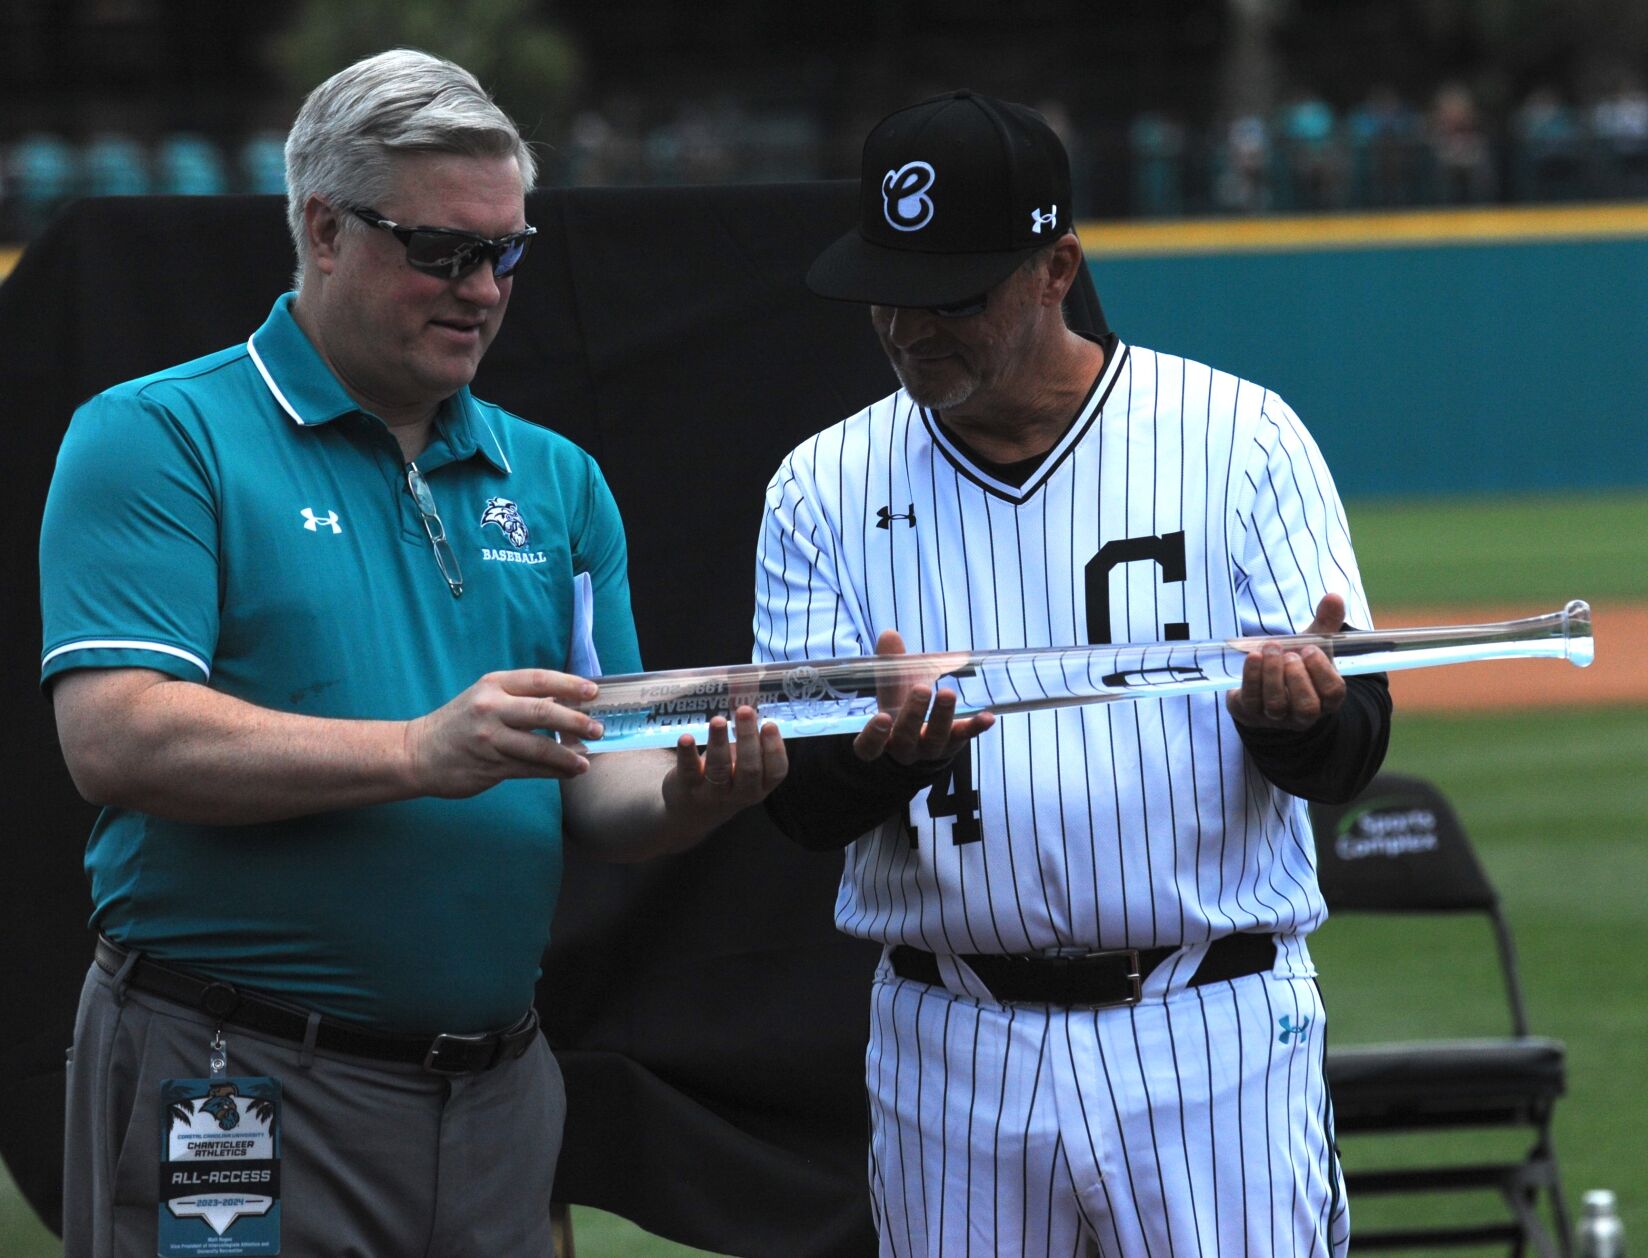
left=763, top=735, right=957, bottom=851
left=1234, top=670, right=1393, bottom=803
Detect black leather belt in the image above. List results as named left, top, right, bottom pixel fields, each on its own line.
left=95, top=935, right=539, bottom=1075
left=889, top=933, right=1277, bottom=1008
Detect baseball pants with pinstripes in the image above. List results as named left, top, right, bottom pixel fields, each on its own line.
left=865, top=942, right=1348, bottom=1257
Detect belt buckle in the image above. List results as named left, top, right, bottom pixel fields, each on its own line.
left=423, top=1031, right=496, bottom=1075
left=1069, top=947, right=1143, bottom=1010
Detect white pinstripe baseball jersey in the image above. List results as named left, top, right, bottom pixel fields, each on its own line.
left=754, top=341, right=1374, bottom=955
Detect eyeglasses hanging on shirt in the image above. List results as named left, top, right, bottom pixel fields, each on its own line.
left=406, top=462, right=463, bottom=598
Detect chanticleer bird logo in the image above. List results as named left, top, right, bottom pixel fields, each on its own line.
left=480, top=497, right=530, bottom=549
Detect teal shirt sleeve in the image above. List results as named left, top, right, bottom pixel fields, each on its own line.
left=573, top=453, right=643, bottom=676
left=40, top=389, right=221, bottom=687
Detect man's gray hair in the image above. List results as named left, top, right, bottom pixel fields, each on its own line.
left=284, top=48, right=537, bottom=285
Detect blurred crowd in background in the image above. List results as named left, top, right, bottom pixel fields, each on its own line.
left=1128, top=76, right=1648, bottom=216
left=2, top=0, right=1647, bottom=243
left=4, top=76, right=1646, bottom=241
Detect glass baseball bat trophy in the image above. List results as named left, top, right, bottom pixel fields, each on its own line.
left=573, top=601, right=1594, bottom=754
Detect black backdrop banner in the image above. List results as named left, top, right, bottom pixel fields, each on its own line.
left=0, top=185, right=1106, bottom=1256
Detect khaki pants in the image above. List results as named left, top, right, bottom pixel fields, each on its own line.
left=63, top=962, right=563, bottom=1257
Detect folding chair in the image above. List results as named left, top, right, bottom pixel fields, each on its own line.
left=1310, top=772, right=1572, bottom=1256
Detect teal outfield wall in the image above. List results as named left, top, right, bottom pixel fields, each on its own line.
left=1084, top=223, right=1647, bottom=498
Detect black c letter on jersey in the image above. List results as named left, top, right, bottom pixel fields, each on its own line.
left=1084, top=531, right=1190, bottom=645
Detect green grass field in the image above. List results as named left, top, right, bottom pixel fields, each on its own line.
left=5, top=490, right=1643, bottom=1255
left=1349, top=488, right=1648, bottom=609
left=1322, top=705, right=1648, bottom=1250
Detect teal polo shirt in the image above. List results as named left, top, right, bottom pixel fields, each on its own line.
left=40, top=293, right=643, bottom=1034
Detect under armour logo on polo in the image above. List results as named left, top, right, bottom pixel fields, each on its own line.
left=876, top=504, right=916, bottom=529
left=882, top=162, right=935, bottom=232
left=1277, top=1015, right=1311, bottom=1044
left=1030, top=206, right=1058, bottom=234
left=300, top=508, right=341, bottom=534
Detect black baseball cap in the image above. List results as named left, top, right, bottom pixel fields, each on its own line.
left=807, top=89, right=1073, bottom=308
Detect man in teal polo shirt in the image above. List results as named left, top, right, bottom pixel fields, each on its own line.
left=40, top=50, right=786, bottom=1256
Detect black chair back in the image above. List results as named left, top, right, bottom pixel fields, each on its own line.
left=1313, top=771, right=1498, bottom=913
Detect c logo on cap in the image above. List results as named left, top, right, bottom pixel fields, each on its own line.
left=882, top=161, right=935, bottom=232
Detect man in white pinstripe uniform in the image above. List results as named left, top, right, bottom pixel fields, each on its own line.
left=757, top=91, right=1392, bottom=1256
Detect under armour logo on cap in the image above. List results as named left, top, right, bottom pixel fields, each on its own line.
left=882, top=162, right=935, bottom=231
left=1031, top=206, right=1059, bottom=233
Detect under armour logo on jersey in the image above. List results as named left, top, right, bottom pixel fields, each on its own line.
left=882, top=162, right=935, bottom=231
left=876, top=503, right=916, bottom=529
left=1277, top=1015, right=1311, bottom=1044
left=1030, top=206, right=1059, bottom=234
left=300, top=508, right=341, bottom=534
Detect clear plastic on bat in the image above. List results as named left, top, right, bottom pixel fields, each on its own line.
left=573, top=601, right=1593, bottom=754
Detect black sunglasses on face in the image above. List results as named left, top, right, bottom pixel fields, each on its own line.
left=350, top=207, right=537, bottom=279
left=927, top=292, right=988, bottom=318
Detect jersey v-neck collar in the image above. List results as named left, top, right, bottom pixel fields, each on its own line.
left=919, top=337, right=1129, bottom=505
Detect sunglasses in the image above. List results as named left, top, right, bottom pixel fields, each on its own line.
left=351, top=207, right=537, bottom=280
left=927, top=293, right=988, bottom=318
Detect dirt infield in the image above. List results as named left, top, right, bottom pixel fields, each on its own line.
left=1378, top=600, right=1648, bottom=713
